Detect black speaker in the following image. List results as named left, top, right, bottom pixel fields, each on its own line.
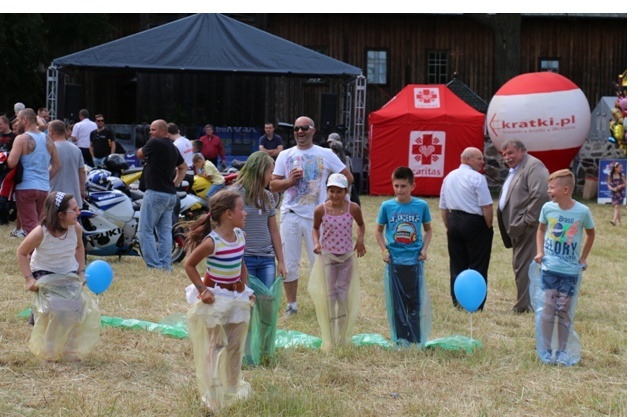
left=320, top=93, right=337, bottom=132
left=64, top=84, right=82, bottom=122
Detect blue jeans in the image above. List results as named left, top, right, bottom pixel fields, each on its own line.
left=138, top=189, right=177, bottom=270
left=93, top=157, right=106, bottom=168
left=244, top=256, right=276, bottom=288
left=206, top=182, right=225, bottom=199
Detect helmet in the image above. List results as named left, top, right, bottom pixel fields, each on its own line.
left=87, top=169, right=112, bottom=191
left=105, top=154, right=129, bottom=173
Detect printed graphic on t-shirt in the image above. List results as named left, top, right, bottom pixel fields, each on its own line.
left=285, top=154, right=325, bottom=206
left=543, top=215, right=582, bottom=262
left=394, top=222, right=417, bottom=244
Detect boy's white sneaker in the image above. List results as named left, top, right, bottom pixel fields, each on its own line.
left=555, top=351, right=570, bottom=366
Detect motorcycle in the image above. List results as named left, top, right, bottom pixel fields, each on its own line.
left=81, top=168, right=186, bottom=264
left=177, top=168, right=239, bottom=220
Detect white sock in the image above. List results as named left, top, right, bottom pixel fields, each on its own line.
left=288, top=302, right=297, bottom=310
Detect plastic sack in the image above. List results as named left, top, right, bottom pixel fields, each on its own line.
left=100, top=314, right=189, bottom=339
left=187, top=293, right=253, bottom=412
left=425, top=335, right=482, bottom=353
left=352, top=333, right=394, bottom=349
left=29, top=273, right=101, bottom=361
left=529, top=260, right=583, bottom=366
left=243, top=275, right=283, bottom=366
left=274, top=329, right=323, bottom=349
left=384, top=262, right=431, bottom=346
left=308, top=252, right=361, bottom=351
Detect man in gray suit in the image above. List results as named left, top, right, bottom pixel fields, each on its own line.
left=497, top=139, right=549, bottom=313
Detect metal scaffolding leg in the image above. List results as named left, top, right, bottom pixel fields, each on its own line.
left=351, top=75, right=366, bottom=160
left=46, top=65, right=59, bottom=120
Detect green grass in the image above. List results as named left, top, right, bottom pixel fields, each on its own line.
left=0, top=196, right=626, bottom=416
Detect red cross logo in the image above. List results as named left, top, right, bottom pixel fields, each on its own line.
left=415, top=89, right=438, bottom=105
left=412, top=133, right=442, bottom=165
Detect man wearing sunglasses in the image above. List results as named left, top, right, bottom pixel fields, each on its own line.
left=89, top=114, right=116, bottom=168
left=271, top=116, right=354, bottom=316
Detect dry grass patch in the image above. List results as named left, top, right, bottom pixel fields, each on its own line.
left=0, top=196, right=626, bottom=416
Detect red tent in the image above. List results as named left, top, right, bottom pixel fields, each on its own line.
left=368, top=84, right=485, bottom=196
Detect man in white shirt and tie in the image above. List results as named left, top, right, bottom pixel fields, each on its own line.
left=496, top=139, right=549, bottom=313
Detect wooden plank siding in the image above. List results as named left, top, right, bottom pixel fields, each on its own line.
left=520, top=16, right=627, bottom=108
left=62, top=14, right=626, bottom=133
left=266, top=14, right=496, bottom=121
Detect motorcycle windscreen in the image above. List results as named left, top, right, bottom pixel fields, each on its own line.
left=243, top=275, right=283, bottom=365
left=383, top=262, right=431, bottom=346
left=308, top=252, right=361, bottom=352
left=30, top=273, right=101, bottom=361
left=529, top=260, right=583, bottom=366
left=187, top=294, right=252, bottom=412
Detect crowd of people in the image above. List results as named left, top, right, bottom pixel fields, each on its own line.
left=4, top=105, right=606, bottom=411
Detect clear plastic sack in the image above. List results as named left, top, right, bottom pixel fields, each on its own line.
left=243, top=275, right=283, bottom=366
left=384, top=262, right=431, bottom=346
left=29, top=273, right=101, bottom=361
left=529, top=260, right=583, bottom=366
left=308, top=252, right=361, bottom=351
left=187, top=293, right=253, bottom=412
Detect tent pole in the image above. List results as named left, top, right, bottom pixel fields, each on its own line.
left=46, top=65, right=59, bottom=120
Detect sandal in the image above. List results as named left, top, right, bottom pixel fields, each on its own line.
left=609, top=220, right=616, bottom=226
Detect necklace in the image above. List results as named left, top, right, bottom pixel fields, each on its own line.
left=328, top=204, right=346, bottom=215
left=52, top=229, right=69, bottom=240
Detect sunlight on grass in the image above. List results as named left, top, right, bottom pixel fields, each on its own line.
left=0, top=197, right=626, bottom=416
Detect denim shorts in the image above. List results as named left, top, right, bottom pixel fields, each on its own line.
left=541, top=269, right=578, bottom=297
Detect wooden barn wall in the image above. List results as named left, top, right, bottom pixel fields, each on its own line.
left=61, top=14, right=626, bottom=130
left=520, top=17, right=627, bottom=109
left=266, top=14, right=494, bottom=119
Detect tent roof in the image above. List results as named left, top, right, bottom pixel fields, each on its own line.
left=369, top=84, right=485, bottom=125
left=52, top=13, right=361, bottom=77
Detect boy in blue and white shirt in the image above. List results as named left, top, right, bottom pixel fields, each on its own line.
left=534, top=169, right=595, bottom=366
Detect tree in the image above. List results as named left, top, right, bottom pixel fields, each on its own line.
left=0, top=14, right=116, bottom=116
left=471, top=14, right=522, bottom=94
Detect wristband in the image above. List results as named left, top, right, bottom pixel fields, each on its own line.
left=383, top=249, right=389, bottom=255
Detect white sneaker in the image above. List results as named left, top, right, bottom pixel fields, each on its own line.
left=555, top=351, right=571, bottom=366
left=539, top=349, right=553, bottom=364
left=10, top=228, right=26, bottom=238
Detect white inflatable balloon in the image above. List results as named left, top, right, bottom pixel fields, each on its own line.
left=487, top=72, right=590, bottom=172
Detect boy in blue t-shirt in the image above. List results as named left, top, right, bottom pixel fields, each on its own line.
left=534, top=169, right=595, bottom=365
left=375, top=167, right=433, bottom=345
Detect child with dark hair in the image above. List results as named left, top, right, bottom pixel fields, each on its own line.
left=606, top=161, right=626, bottom=226
left=375, top=167, right=433, bottom=346
left=17, top=192, right=99, bottom=361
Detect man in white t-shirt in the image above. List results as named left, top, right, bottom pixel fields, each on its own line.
left=271, top=116, right=354, bottom=316
left=168, top=122, right=193, bottom=168
left=70, top=109, right=98, bottom=167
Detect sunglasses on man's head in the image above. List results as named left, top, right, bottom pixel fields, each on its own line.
left=293, top=125, right=313, bottom=132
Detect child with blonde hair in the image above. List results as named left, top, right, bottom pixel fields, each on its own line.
left=533, top=169, right=595, bottom=366
left=183, top=189, right=254, bottom=411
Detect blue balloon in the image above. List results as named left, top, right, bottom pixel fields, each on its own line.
left=454, top=269, right=487, bottom=313
left=85, top=260, right=113, bottom=295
